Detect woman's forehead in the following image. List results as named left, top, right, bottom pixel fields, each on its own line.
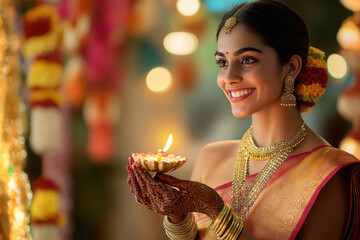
left=217, top=23, right=265, bottom=52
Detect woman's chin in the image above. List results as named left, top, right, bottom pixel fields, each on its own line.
left=231, top=107, right=251, bottom=118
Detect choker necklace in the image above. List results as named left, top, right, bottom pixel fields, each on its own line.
left=243, top=122, right=306, bottom=161
left=231, top=122, right=307, bottom=220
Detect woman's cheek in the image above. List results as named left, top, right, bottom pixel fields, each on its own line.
left=216, top=74, right=223, bottom=89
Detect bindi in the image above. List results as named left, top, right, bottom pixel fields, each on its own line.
left=226, top=52, right=229, bottom=54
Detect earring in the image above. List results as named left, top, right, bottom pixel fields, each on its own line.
left=281, top=76, right=297, bottom=107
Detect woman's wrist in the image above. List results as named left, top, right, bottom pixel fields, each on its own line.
left=209, top=200, right=225, bottom=221
left=163, top=213, right=198, bottom=240
left=211, top=204, right=243, bottom=240
left=168, top=213, right=188, bottom=224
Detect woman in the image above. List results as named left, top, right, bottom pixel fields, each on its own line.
left=127, top=0, right=360, bottom=239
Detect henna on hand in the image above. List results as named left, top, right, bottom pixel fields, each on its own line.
left=126, top=165, right=152, bottom=208
left=128, top=162, right=224, bottom=221
left=155, top=173, right=224, bottom=221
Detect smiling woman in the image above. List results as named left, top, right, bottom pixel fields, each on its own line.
left=126, top=1, right=360, bottom=239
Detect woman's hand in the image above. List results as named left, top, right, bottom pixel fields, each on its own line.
left=126, top=158, right=224, bottom=222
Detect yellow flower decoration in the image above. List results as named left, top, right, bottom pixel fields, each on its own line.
left=295, top=83, right=326, bottom=97
left=308, top=46, right=325, bottom=59
left=298, top=95, right=319, bottom=103
left=306, top=56, right=326, bottom=69
left=27, top=60, right=62, bottom=88
left=23, top=5, right=60, bottom=58
left=30, top=189, right=59, bottom=221
left=23, top=29, right=60, bottom=58
left=30, top=89, right=62, bottom=106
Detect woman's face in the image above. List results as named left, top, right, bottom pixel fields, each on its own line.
left=216, top=23, right=287, bottom=118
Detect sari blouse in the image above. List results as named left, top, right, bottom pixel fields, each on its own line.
left=194, top=145, right=360, bottom=239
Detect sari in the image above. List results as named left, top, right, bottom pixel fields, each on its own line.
left=194, top=145, right=360, bottom=239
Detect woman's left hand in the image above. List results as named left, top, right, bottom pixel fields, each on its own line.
left=127, top=159, right=224, bottom=222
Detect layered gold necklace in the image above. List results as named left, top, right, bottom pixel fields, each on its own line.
left=231, top=122, right=306, bottom=220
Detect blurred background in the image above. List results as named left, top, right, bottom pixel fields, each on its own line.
left=1, top=0, right=359, bottom=239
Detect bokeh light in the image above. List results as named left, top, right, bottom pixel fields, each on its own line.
left=340, top=0, right=360, bottom=12
left=327, top=54, right=348, bottom=79
left=337, top=17, right=360, bottom=50
left=176, top=0, right=200, bottom=16
left=203, top=0, right=250, bottom=12
left=146, top=67, right=172, bottom=93
left=163, top=32, right=198, bottom=55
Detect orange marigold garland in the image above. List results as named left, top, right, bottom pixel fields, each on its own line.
left=295, top=47, right=328, bottom=113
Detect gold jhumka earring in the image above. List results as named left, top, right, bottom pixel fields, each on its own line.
left=280, top=76, right=297, bottom=107
left=224, top=4, right=249, bottom=34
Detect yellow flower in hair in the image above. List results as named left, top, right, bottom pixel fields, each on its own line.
left=306, top=56, right=327, bottom=69
left=295, top=83, right=326, bottom=97
left=308, top=46, right=325, bottom=59
left=298, top=95, right=319, bottom=103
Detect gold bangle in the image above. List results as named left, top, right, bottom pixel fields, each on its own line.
left=213, top=204, right=230, bottom=233
left=211, top=204, right=243, bottom=240
left=163, top=213, right=198, bottom=240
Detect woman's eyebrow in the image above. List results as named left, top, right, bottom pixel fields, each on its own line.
left=215, top=51, right=225, bottom=57
left=234, top=47, right=264, bottom=56
left=215, top=47, right=264, bottom=57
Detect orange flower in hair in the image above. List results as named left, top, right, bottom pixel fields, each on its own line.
left=295, top=46, right=328, bottom=113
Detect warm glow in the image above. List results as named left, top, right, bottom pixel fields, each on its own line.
left=146, top=67, right=172, bottom=93
left=340, top=0, right=360, bottom=11
left=163, top=134, right=173, bottom=152
left=327, top=54, right=348, bottom=79
left=176, top=0, right=200, bottom=16
left=1, top=151, right=10, bottom=172
left=340, top=137, right=360, bottom=158
left=337, top=17, right=360, bottom=50
left=163, top=32, right=198, bottom=55
left=8, top=176, right=17, bottom=196
left=14, top=207, right=25, bottom=223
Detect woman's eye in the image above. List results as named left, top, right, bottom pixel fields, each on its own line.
left=215, top=59, right=228, bottom=68
left=241, top=57, right=257, bottom=65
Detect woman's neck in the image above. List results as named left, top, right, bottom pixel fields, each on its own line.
left=251, top=102, right=303, bottom=147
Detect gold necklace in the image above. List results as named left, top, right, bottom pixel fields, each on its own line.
left=243, top=122, right=306, bottom=161
left=231, top=122, right=306, bottom=220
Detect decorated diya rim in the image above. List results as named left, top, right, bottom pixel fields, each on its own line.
left=132, top=152, right=188, bottom=173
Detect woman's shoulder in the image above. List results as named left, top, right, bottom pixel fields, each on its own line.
left=200, top=140, right=241, bottom=156
left=190, top=140, right=241, bottom=185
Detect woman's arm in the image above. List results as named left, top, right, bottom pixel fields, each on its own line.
left=190, top=143, right=255, bottom=240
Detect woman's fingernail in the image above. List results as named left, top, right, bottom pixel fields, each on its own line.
left=126, top=166, right=131, bottom=173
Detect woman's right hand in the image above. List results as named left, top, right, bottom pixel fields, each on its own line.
left=126, top=158, right=224, bottom=223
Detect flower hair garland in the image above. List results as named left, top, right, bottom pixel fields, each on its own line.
left=295, top=46, right=328, bottom=113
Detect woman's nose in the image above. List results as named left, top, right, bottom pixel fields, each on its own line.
left=224, top=65, right=242, bottom=85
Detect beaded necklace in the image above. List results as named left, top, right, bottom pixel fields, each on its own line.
left=231, top=122, right=306, bottom=220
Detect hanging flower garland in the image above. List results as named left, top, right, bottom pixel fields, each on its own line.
left=23, top=3, right=65, bottom=239
left=83, top=0, right=130, bottom=163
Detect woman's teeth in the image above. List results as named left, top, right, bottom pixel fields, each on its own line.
left=230, top=89, right=253, bottom=98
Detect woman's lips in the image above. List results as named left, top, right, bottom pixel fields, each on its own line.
left=228, top=88, right=255, bottom=102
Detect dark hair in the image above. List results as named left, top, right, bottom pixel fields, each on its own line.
left=216, top=0, right=309, bottom=70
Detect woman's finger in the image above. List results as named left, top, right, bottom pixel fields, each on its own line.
left=134, top=164, right=171, bottom=196
left=131, top=164, right=164, bottom=211
left=127, top=166, right=150, bottom=205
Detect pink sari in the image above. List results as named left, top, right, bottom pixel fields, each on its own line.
left=194, top=146, right=360, bottom=239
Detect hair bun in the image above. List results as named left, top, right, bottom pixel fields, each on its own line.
left=295, top=46, right=328, bottom=113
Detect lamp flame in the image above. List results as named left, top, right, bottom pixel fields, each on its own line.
left=163, top=134, right=173, bottom=152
